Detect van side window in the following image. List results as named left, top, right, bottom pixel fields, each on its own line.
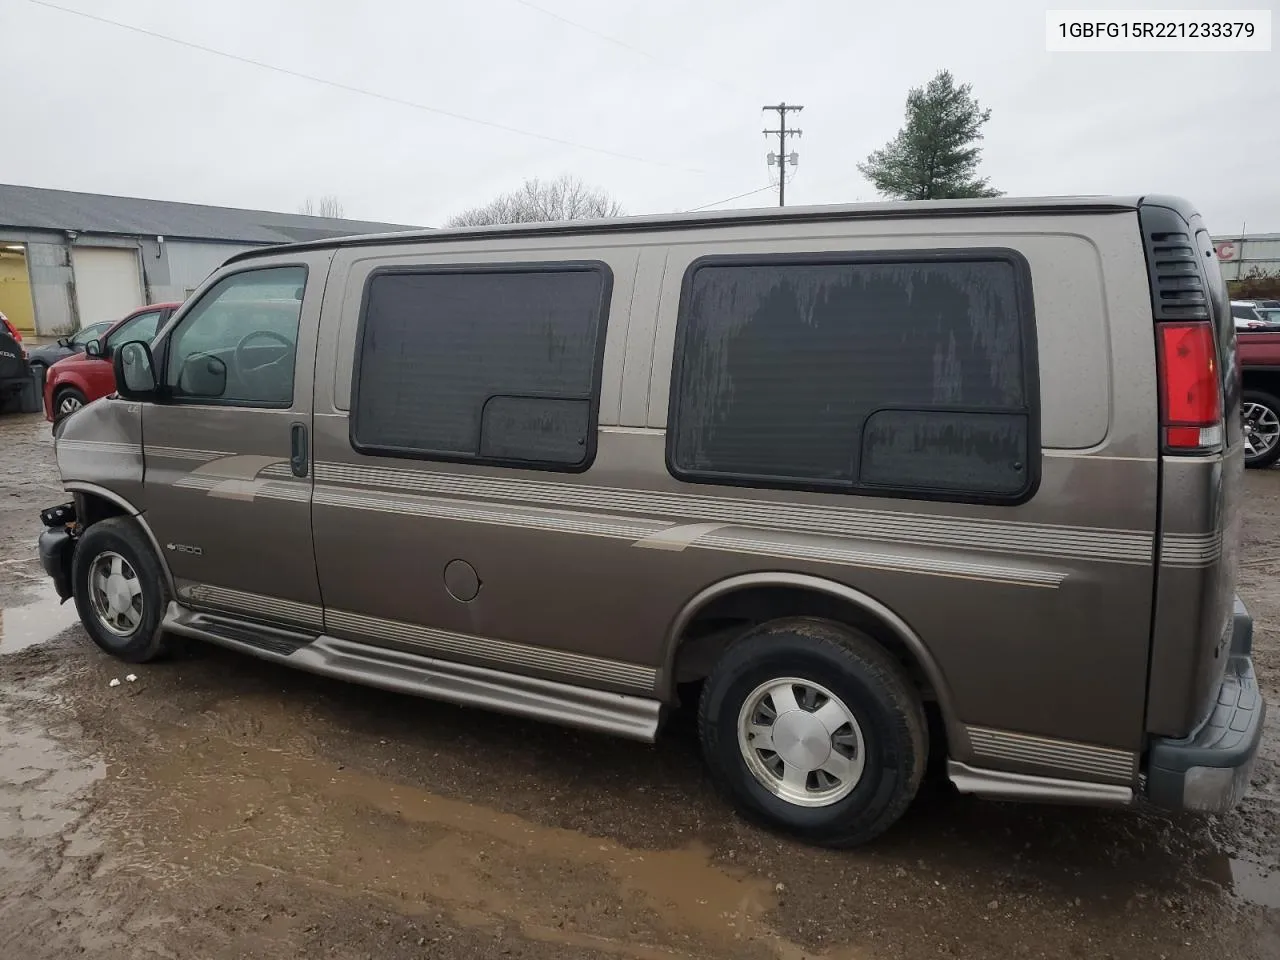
left=351, top=264, right=611, bottom=470
left=165, top=265, right=307, bottom=407
left=667, top=251, right=1038, bottom=503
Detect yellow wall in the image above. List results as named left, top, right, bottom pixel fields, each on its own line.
left=0, top=251, right=36, bottom=334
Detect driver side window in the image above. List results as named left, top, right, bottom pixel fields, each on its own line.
left=165, top=266, right=306, bottom=406
left=107, top=311, right=162, bottom=350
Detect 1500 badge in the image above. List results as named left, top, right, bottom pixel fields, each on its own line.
left=166, top=542, right=203, bottom=556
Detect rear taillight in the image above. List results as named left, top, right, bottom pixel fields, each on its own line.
left=1158, top=321, right=1223, bottom=451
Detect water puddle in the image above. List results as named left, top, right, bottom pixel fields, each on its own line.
left=0, top=678, right=105, bottom=852
left=100, top=715, right=854, bottom=959
left=0, top=579, right=80, bottom=655
left=1230, top=858, right=1280, bottom=909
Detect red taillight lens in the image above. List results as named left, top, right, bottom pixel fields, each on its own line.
left=1158, top=322, right=1222, bottom=451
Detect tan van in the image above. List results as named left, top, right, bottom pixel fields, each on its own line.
left=38, top=196, right=1265, bottom=846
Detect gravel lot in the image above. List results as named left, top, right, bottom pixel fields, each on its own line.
left=1, top=410, right=1277, bottom=959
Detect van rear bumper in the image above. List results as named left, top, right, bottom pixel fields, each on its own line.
left=1146, top=597, right=1266, bottom=813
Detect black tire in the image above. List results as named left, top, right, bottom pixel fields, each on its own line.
left=1243, top=390, right=1280, bottom=469
left=72, top=517, right=172, bottom=663
left=698, top=617, right=927, bottom=847
left=53, top=386, right=87, bottom=421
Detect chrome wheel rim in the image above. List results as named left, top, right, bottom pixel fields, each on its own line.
left=1243, top=402, right=1280, bottom=460
left=88, top=551, right=144, bottom=636
left=58, top=395, right=83, bottom=415
left=737, top=677, right=866, bottom=807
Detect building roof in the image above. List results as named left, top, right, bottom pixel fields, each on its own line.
left=1212, top=233, right=1280, bottom=243
left=0, top=183, right=420, bottom=245
left=228, top=194, right=1148, bottom=263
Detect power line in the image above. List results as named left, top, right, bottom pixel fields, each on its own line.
left=510, top=0, right=669, bottom=67
left=509, top=0, right=761, bottom=100
left=763, top=103, right=803, bottom=207
left=26, top=0, right=702, bottom=173
left=685, top=184, right=776, bottom=212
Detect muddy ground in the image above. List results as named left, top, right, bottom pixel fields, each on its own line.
left=1, top=410, right=1277, bottom=960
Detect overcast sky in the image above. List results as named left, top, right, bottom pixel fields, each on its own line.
left=1, top=0, right=1276, bottom=231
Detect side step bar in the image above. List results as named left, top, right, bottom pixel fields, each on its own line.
left=948, top=761, right=1134, bottom=806
left=162, top=603, right=663, bottom=742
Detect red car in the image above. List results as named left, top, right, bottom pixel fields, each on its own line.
left=0, top=310, right=23, bottom=346
left=44, top=302, right=182, bottom=422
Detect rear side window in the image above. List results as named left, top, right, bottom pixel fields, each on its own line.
left=667, top=251, right=1039, bottom=503
left=351, top=263, right=611, bottom=470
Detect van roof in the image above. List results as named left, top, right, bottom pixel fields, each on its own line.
left=224, top=194, right=1154, bottom=265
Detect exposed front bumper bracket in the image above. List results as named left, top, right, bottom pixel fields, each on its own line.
left=37, top=500, right=78, bottom=602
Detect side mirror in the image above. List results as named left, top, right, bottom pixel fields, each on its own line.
left=176, top=352, right=227, bottom=399
left=84, top=338, right=104, bottom=359
left=114, top=340, right=159, bottom=399
left=57, top=336, right=71, bottom=348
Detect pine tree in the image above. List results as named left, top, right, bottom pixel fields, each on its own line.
left=858, top=70, right=1002, bottom=201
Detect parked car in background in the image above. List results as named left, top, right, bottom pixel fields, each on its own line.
left=26, top=320, right=114, bottom=373
left=43, top=302, right=181, bottom=421
left=1252, top=300, right=1280, bottom=326
left=1236, top=327, right=1280, bottom=467
left=0, top=310, right=24, bottom=346
left=0, top=324, right=32, bottom=407
left=1232, top=300, right=1270, bottom=330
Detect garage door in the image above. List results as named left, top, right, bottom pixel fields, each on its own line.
left=72, top=247, right=144, bottom=327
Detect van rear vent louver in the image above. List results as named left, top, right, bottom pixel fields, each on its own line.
left=1138, top=203, right=1210, bottom=322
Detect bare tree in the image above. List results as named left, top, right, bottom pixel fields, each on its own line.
left=446, top=175, right=624, bottom=227
left=298, top=195, right=346, bottom=218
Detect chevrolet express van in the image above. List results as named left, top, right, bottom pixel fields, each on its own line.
left=38, top=196, right=1265, bottom=846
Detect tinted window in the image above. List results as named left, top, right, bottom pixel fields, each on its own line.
left=165, top=266, right=306, bottom=406
left=352, top=265, right=609, bottom=469
left=1231, top=304, right=1256, bottom=320
left=668, top=253, right=1037, bottom=501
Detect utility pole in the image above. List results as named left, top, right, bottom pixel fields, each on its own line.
left=763, top=102, right=803, bottom=207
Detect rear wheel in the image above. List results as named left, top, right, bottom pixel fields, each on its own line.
left=54, top=386, right=87, bottom=420
left=1243, top=390, right=1280, bottom=468
left=698, top=617, right=927, bottom=847
left=72, top=517, right=172, bottom=663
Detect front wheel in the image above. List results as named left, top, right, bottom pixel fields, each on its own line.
left=1243, top=390, right=1280, bottom=468
left=698, top=617, right=927, bottom=847
left=71, top=517, right=172, bottom=663
left=53, top=386, right=87, bottom=421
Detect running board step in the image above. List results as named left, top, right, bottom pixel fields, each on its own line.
left=199, top=618, right=314, bottom=656
left=948, top=761, right=1134, bottom=806
left=162, top=603, right=662, bottom=742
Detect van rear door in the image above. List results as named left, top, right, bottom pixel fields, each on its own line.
left=1141, top=197, right=1244, bottom=737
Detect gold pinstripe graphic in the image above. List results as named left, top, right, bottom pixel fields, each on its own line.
left=56, top=439, right=137, bottom=455
left=179, top=583, right=324, bottom=631
left=307, top=461, right=1153, bottom=564
left=301, top=485, right=1061, bottom=587
left=153, top=449, right=1226, bottom=577
left=697, top=532, right=1066, bottom=587
left=1159, top=531, right=1224, bottom=567
left=148, top=446, right=234, bottom=462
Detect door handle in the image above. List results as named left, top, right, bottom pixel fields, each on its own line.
left=290, top=422, right=309, bottom=478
